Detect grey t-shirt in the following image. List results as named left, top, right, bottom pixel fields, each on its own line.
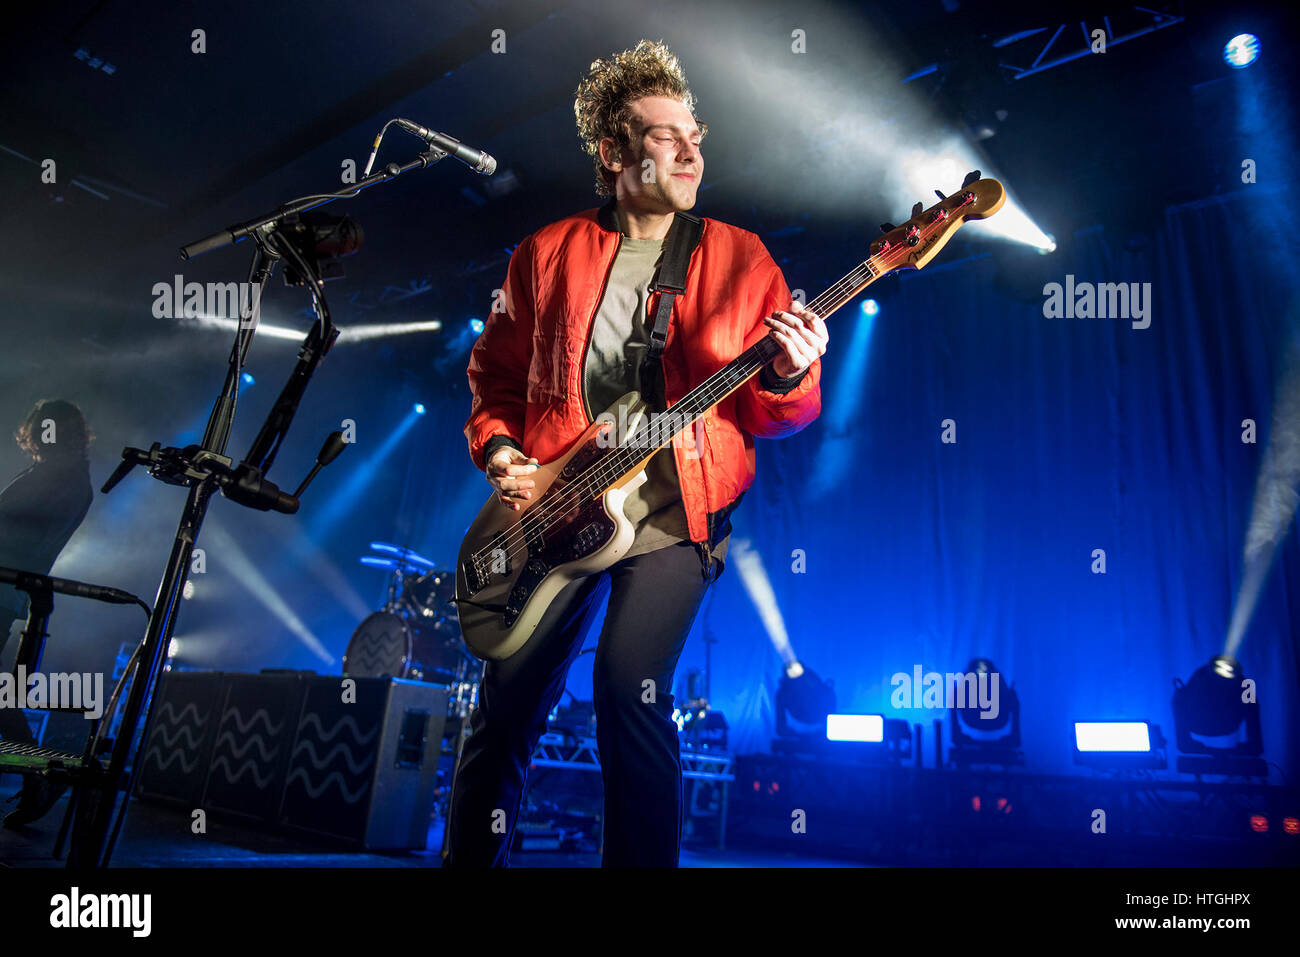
left=582, top=235, right=730, bottom=562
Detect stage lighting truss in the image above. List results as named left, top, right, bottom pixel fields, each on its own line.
left=991, top=8, right=1185, bottom=81
left=291, top=276, right=435, bottom=320
left=530, top=732, right=735, bottom=783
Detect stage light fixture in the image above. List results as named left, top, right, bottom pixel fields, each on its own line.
left=1224, top=34, right=1259, bottom=69
left=469, top=318, right=485, bottom=334
left=414, top=403, right=426, bottom=415
left=1172, top=654, right=1265, bottom=776
left=1073, top=719, right=1167, bottom=770
left=952, top=657, right=1013, bottom=734
left=861, top=298, right=879, bottom=316
left=826, top=713, right=884, bottom=743
left=775, top=662, right=836, bottom=737
left=1074, top=721, right=1153, bottom=752
left=947, top=657, right=1022, bottom=767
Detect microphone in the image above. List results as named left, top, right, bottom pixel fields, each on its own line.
left=394, top=119, right=497, bottom=175
left=0, top=568, right=139, bottom=606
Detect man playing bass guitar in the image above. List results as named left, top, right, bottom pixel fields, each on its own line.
left=445, top=39, right=828, bottom=868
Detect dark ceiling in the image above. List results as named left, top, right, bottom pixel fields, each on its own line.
left=0, top=0, right=1293, bottom=387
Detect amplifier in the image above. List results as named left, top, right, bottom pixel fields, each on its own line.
left=134, top=670, right=447, bottom=849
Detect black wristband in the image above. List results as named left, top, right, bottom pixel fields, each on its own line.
left=758, top=362, right=809, bottom=394
left=482, top=434, right=524, bottom=467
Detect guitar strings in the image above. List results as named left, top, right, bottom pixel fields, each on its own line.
left=470, top=194, right=976, bottom=572
left=472, top=265, right=868, bottom=569
left=470, top=198, right=969, bottom=573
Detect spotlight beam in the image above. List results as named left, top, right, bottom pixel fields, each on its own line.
left=1225, top=331, right=1300, bottom=657
left=182, top=315, right=443, bottom=342
left=203, top=524, right=334, bottom=665
left=730, top=538, right=796, bottom=666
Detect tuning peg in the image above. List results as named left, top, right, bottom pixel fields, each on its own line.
left=934, top=189, right=947, bottom=200
left=961, top=169, right=981, bottom=187
left=878, top=222, right=896, bottom=234
left=911, top=201, right=924, bottom=219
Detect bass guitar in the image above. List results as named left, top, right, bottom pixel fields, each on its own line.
left=456, top=173, right=1005, bottom=660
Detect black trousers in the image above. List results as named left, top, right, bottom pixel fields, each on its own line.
left=444, top=540, right=713, bottom=867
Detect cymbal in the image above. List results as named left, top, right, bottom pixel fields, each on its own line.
left=368, top=541, right=437, bottom=567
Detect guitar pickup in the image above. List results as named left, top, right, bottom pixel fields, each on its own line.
left=574, top=523, right=604, bottom=555
left=522, top=519, right=543, bottom=553
left=465, top=533, right=511, bottom=594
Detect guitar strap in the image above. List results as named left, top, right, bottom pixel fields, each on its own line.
left=640, top=210, right=703, bottom=409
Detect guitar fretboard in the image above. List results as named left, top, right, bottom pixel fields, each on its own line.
left=591, top=255, right=882, bottom=484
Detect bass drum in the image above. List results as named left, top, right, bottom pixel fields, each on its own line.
left=343, top=610, right=478, bottom=685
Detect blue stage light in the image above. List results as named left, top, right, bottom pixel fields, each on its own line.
left=861, top=298, right=880, bottom=316
left=414, top=403, right=426, bottom=415
left=1074, top=721, right=1152, bottom=752
left=1224, top=34, right=1259, bottom=69
left=469, top=318, right=485, bottom=334
left=240, top=372, right=255, bottom=385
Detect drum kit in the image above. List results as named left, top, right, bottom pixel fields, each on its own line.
left=344, top=541, right=481, bottom=724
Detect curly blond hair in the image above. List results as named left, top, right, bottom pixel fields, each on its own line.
left=574, top=39, right=707, bottom=196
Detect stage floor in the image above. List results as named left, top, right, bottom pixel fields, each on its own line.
left=0, top=775, right=865, bottom=868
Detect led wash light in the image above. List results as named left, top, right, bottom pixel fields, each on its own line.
left=1073, top=720, right=1167, bottom=770
left=827, top=714, right=884, bottom=743
left=1074, top=721, right=1152, bottom=752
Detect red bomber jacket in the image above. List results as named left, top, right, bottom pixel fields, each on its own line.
left=465, top=198, right=822, bottom=547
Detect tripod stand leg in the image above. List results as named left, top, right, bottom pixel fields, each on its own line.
left=53, top=777, right=79, bottom=858
left=66, top=481, right=214, bottom=867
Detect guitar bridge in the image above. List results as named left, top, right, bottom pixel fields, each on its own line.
left=503, top=557, right=549, bottom=626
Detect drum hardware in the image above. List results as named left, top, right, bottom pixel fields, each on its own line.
left=347, top=544, right=482, bottom=725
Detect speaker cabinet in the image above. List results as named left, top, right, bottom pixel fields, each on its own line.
left=135, top=671, right=447, bottom=849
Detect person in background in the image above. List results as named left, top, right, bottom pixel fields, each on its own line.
left=0, top=399, right=95, bottom=667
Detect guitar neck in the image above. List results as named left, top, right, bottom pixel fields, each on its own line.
left=677, top=255, right=881, bottom=419
left=606, top=253, right=885, bottom=478
left=601, top=181, right=997, bottom=483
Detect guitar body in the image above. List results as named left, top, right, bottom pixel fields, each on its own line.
left=455, top=394, right=651, bottom=661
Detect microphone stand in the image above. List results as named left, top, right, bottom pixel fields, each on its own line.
left=62, top=147, right=449, bottom=868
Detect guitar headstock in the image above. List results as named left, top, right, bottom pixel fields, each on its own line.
left=868, top=172, right=1005, bottom=274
